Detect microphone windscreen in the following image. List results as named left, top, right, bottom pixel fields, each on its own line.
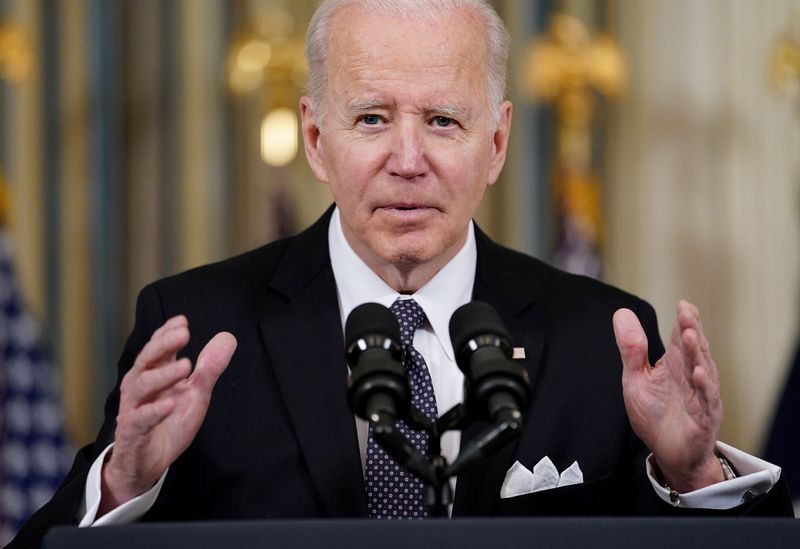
left=449, top=301, right=511, bottom=354
left=345, top=302, right=400, bottom=347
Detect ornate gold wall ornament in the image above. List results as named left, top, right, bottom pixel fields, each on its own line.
left=524, top=14, right=627, bottom=108
left=522, top=13, right=627, bottom=277
left=1, top=21, right=34, bottom=229
left=771, top=12, right=800, bottom=99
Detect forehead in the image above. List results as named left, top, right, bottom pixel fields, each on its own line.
left=325, top=6, right=490, bottom=107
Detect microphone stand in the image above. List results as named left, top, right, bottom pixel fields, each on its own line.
left=369, top=403, right=524, bottom=518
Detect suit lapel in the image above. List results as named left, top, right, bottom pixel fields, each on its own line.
left=452, top=226, right=549, bottom=516
left=257, top=209, right=367, bottom=517
left=256, top=214, right=550, bottom=517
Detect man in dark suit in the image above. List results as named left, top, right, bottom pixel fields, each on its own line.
left=11, top=0, right=792, bottom=545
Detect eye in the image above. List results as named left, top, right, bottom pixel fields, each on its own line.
left=359, top=114, right=382, bottom=126
left=433, top=116, right=454, bottom=128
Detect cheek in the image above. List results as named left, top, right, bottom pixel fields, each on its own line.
left=436, top=152, right=491, bottom=203
left=327, top=140, right=386, bottom=186
left=323, top=146, right=362, bottom=196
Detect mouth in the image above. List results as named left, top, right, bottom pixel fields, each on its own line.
left=376, top=204, right=437, bottom=222
left=382, top=203, right=434, bottom=212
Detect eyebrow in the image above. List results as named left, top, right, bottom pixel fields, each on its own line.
left=347, top=99, right=393, bottom=113
left=345, top=100, right=469, bottom=119
left=428, top=104, right=468, bottom=118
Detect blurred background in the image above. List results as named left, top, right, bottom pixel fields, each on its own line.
left=1, top=0, right=799, bottom=537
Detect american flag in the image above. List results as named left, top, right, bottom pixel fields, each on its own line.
left=0, top=228, right=71, bottom=544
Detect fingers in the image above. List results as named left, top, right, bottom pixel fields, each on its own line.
left=677, top=301, right=711, bottom=354
left=111, top=322, right=236, bottom=505
left=122, top=316, right=192, bottom=406
left=124, top=319, right=237, bottom=410
left=151, top=314, right=188, bottom=341
left=692, top=363, right=722, bottom=415
left=685, top=324, right=723, bottom=428
left=133, top=315, right=190, bottom=373
left=676, top=300, right=719, bottom=385
left=613, top=308, right=650, bottom=374
left=127, top=358, right=192, bottom=404
left=191, top=332, right=238, bottom=394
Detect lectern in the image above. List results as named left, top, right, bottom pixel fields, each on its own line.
left=44, top=518, right=800, bottom=549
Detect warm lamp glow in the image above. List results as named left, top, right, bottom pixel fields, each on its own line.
left=237, top=39, right=271, bottom=73
left=260, top=108, right=298, bottom=167
left=228, top=38, right=271, bottom=94
left=0, top=23, right=33, bottom=83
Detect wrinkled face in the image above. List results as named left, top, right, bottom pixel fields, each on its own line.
left=301, top=6, right=511, bottom=288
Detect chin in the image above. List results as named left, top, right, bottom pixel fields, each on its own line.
left=377, top=246, right=429, bottom=267
left=389, top=253, right=432, bottom=268
left=388, top=228, right=463, bottom=263
left=369, top=240, right=432, bottom=267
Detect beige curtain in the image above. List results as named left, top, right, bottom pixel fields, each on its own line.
left=607, top=0, right=800, bottom=453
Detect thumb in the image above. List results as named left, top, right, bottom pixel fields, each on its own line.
left=613, top=308, right=650, bottom=372
left=192, top=332, right=238, bottom=393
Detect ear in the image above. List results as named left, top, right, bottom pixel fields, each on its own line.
left=300, top=96, right=329, bottom=183
left=486, top=100, right=513, bottom=187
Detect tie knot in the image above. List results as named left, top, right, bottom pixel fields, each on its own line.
left=390, top=298, right=427, bottom=347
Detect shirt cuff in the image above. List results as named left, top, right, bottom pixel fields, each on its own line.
left=78, top=443, right=168, bottom=527
left=646, top=441, right=782, bottom=509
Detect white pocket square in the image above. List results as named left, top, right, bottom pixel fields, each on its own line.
left=500, top=457, right=584, bottom=499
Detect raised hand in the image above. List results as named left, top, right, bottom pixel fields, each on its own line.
left=99, top=315, right=237, bottom=514
left=613, top=300, right=724, bottom=492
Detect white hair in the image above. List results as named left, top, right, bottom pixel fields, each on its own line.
left=304, top=0, right=510, bottom=125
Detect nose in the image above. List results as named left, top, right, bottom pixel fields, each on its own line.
left=386, top=121, right=427, bottom=179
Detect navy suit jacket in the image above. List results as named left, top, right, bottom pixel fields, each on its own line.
left=12, top=207, right=793, bottom=547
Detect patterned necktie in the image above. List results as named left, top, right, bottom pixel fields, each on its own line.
left=365, top=298, right=438, bottom=519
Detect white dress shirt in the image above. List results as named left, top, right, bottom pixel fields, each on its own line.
left=328, top=207, right=472, bottom=472
left=79, top=207, right=780, bottom=525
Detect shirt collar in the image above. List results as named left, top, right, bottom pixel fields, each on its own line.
left=328, top=207, right=476, bottom=360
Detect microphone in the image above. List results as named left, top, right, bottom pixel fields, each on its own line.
left=346, top=303, right=439, bottom=488
left=449, top=301, right=530, bottom=424
left=345, top=303, right=410, bottom=424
